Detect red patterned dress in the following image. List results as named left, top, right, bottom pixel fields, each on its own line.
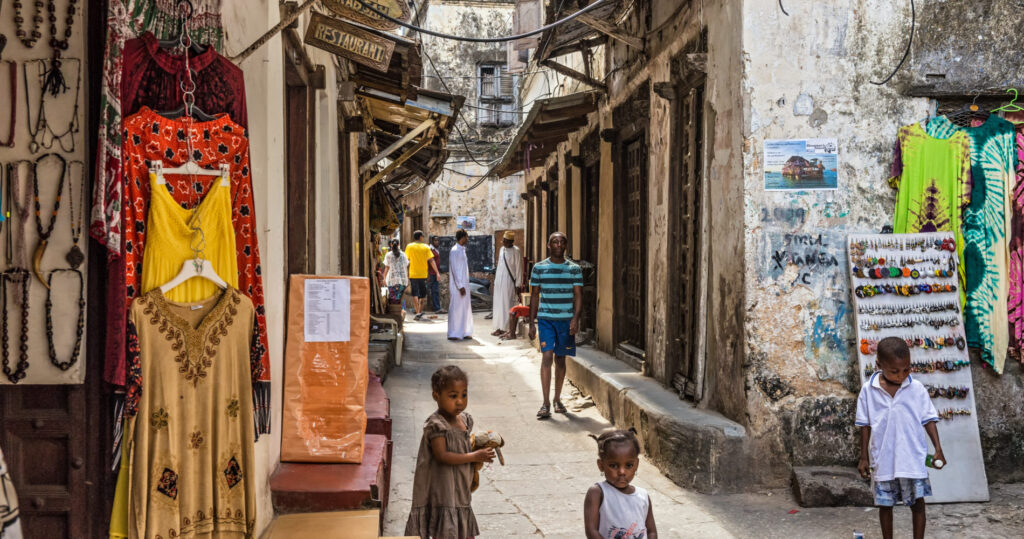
left=110, top=107, right=270, bottom=435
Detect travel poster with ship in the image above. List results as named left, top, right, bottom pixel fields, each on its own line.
left=764, top=138, right=839, bottom=191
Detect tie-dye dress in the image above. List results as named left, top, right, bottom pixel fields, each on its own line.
left=927, top=115, right=1018, bottom=373
left=1005, top=112, right=1024, bottom=363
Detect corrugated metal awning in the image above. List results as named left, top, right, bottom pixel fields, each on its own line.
left=488, top=91, right=600, bottom=178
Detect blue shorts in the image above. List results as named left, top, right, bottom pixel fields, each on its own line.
left=538, top=319, right=575, bottom=356
left=874, top=478, right=932, bottom=507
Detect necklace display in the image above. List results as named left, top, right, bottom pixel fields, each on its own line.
left=12, top=0, right=44, bottom=49
left=41, top=0, right=78, bottom=96
left=1, top=269, right=30, bottom=383
left=44, top=268, right=83, bottom=371
left=23, top=58, right=81, bottom=153
left=5, top=161, right=34, bottom=270
left=1, top=61, right=15, bottom=148
left=64, top=160, right=84, bottom=268
left=31, top=153, right=66, bottom=289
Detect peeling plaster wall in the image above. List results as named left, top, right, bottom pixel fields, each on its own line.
left=426, top=166, right=525, bottom=239
left=741, top=0, right=1024, bottom=483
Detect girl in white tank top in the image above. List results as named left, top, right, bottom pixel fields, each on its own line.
left=584, top=429, right=657, bottom=538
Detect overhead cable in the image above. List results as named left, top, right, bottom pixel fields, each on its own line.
left=352, top=0, right=612, bottom=43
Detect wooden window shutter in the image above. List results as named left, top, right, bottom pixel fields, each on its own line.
left=513, top=0, right=541, bottom=51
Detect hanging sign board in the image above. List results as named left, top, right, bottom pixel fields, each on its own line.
left=848, top=232, right=989, bottom=503
left=323, top=0, right=409, bottom=31
left=305, top=12, right=395, bottom=73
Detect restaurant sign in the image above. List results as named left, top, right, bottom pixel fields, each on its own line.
left=305, top=12, right=395, bottom=73
left=323, top=0, right=409, bottom=31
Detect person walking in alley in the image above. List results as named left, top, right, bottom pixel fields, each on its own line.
left=405, top=366, right=494, bottom=539
left=406, top=231, right=440, bottom=321
left=383, top=239, right=410, bottom=306
left=448, top=230, right=473, bottom=339
left=584, top=429, right=658, bottom=539
left=857, top=337, right=946, bottom=539
left=528, top=232, right=583, bottom=419
left=429, top=236, right=445, bottom=314
left=492, top=231, right=523, bottom=336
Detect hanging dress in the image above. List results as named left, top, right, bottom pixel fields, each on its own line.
left=125, top=288, right=258, bottom=538
left=141, top=171, right=238, bottom=301
left=927, top=115, right=1018, bottom=373
left=1006, top=112, right=1024, bottom=361
left=888, top=121, right=973, bottom=305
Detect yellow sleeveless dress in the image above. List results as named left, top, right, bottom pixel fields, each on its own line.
left=110, top=172, right=237, bottom=539
left=141, top=171, right=238, bottom=300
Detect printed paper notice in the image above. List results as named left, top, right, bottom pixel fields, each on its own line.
left=764, top=138, right=839, bottom=191
left=304, top=279, right=351, bottom=342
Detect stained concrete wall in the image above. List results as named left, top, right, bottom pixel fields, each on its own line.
left=740, top=0, right=1024, bottom=484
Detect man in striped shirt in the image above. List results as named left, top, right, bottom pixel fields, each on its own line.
left=528, top=232, right=583, bottom=419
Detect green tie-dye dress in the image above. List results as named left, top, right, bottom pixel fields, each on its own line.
left=927, top=115, right=1018, bottom=373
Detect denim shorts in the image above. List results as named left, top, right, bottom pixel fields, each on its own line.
left=874, top=477, right=932, bottom=506
left=538, top=318, right=575, bottom=356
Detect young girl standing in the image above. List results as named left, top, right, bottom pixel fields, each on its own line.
left=583, top=429, right=658, bottom=539
left=406, top=366, right=495, bottom=539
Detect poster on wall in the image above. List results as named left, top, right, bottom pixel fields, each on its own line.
left=848, top=232, right=989, bottom=503
left=764, top=138, right=838, bottom=191
left=456, top=216, right=477, bottom=230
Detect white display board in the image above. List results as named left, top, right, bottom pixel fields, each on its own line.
left=848, top=232, right=989, bottom=503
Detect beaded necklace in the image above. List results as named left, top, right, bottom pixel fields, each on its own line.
left=45, top=268, right=84, bottom=371
left=31, top=153, right=66, bottom=289
left=0, top=61, right=16, bottom=148
left=1, top=268, right=31, bottom=383
left=65, top=160, right=85, bottom=268
left=24, top=58, right=81, bottom=153
left=12, top=0, right=44, bottom=49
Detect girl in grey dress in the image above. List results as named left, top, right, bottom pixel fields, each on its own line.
left=406, top=366, right=495, bottom=539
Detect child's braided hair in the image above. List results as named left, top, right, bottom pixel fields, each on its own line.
left=431, top=365, right=468, bottom=393
left=589, top=428, right=641, bottom=458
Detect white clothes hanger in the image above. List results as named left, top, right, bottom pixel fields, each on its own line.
left=159, top=257, right=228, bottom=294
left=152, top=161, right=230, bottom=186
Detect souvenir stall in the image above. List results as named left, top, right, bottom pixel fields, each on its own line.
left=89, top=1, right=268, bottom=537
left=854, top=90, right=1024, bottom=502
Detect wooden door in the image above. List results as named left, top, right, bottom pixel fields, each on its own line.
left=580, top=162, right=599, bottom=333
left=619, top=135, right=648, bottom=348
left=285, top=43, right=318, bottom=276
left=670, top=83, right=706, bottom=399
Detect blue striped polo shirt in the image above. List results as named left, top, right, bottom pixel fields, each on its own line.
left=529, top=258, right=583, bottom=321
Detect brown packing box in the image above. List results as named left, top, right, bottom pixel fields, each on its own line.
left=281, top=275, right=370, bottom=463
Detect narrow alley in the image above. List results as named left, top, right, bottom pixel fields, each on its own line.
left=383, top=314, right=1024, bottom=539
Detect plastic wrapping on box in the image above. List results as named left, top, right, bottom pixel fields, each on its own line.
left=282, top=275, right=370, bottom=463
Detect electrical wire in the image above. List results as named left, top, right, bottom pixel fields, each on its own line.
left=871, top=0, right=914, bottom=86
left=353, top=0, right=612, bottom=43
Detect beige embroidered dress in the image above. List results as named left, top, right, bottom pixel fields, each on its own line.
left=124, top=288, right=257, bottom=538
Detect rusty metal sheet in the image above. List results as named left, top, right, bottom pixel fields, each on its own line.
left=323, top=0, right=410, bottom=32
left=305, top=12, right=395, bottom=73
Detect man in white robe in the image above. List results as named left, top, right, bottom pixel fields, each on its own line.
left=447, top=229, right=474, bottom=339
left=492, top=231, right=523, bottom=335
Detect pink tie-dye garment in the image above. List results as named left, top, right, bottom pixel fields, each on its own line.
left=1005, top=112, right=1024, bottom=362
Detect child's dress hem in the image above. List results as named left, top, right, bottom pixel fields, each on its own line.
left=405, top=506, right=480, bottom=539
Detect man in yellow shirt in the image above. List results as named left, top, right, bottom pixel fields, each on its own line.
left=405, top=230, right=439, bottom=320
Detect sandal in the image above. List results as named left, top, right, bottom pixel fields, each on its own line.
left=536, top=404, right=551, bottom=419
left=553, top=401, right=567, bottom=414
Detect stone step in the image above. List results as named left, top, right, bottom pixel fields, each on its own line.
left=791, top=466, right=873, bottom=507
left=366, top=376, right=392, bottom=440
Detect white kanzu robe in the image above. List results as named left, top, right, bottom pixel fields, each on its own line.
left=492, top=245, right=522, bottom=331
left=448, top=243, right=474, bottom=339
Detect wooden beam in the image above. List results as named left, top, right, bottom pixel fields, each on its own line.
left=359, top=118, right=435, bottom=174
left=541, top=59, right=607, bottom=92
left=363, top=136, right=432, bottom=191
left=576, top=14, right=643, bottom=49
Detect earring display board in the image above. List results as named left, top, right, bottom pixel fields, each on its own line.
left=849, top=232, right=989, bottom=503
left=0, top=1, right=89, bottom=385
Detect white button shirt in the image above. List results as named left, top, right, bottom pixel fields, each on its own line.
left=855, top=372, right=939, bottom=481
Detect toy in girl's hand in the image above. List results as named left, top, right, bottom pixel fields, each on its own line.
left=469, top=430, right=505, bottom=492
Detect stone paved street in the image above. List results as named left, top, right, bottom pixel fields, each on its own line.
left=383, top=314, right=1024, bottom=538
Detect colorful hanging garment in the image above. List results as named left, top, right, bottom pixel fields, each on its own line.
left=92, top=1, right=226, bottom=255
left=0, top=443, right=21, bottom=539
left=141, top=171, right=238, bottom=302
left=1005, top=112, right=1024, bottom=362
left=888, top=121, right=973, bottom=305
left=927, top=115, right=1018, bottom=373
left=124, top=288, right=257, bottom=538
left=109, top=108, right=270, bottom=436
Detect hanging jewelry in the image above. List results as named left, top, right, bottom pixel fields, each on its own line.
left=44, top=268, right=84, bottom=371
left=23, top=58, right=80, bottom=153
left=1, top=269, right=30, bottom=383
left=41, top=0, right=78, bottom=96
left=5, top=161, right=34, bottom=272
left=0, top=61, right=15, bottom=148
left=12, top=0, right=44, bottom=49
left=64, top=160, right=84, bottom=268
left=31, top=153, right=66, bottom=289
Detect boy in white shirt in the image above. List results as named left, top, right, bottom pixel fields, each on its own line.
left=856, top=336, right=947, bottom=539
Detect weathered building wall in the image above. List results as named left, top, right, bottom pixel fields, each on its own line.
left=741, top=0, right=1024, bottom=483
left=426, top=166, right=525, bottom=238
